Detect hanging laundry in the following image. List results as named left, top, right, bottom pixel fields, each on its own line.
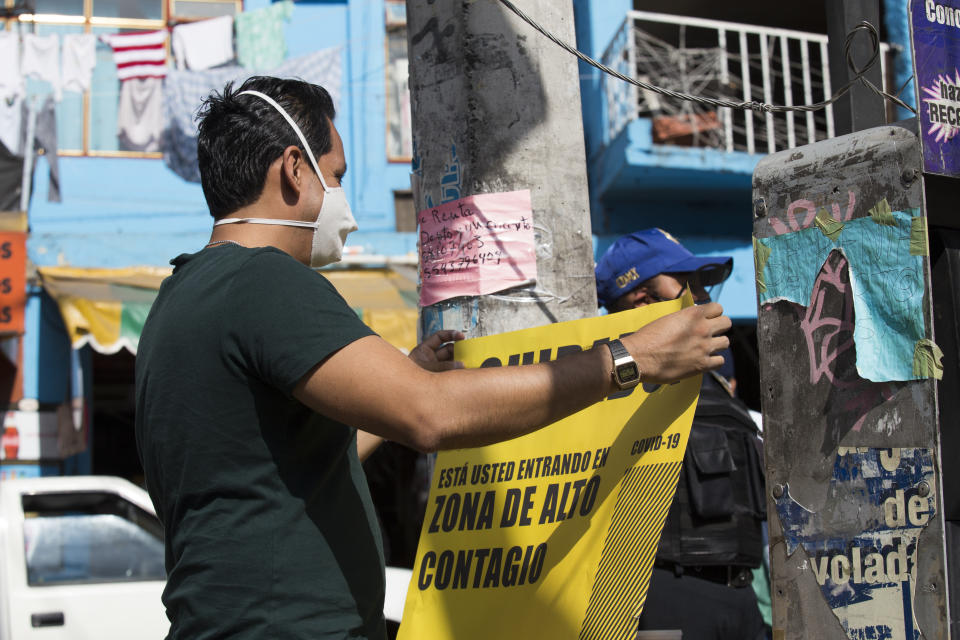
left=0, top=95, right=22, bottom=156
left=0, top=140, right=24, bottom=212
left=272, top=47, right=342, bottom=103
left=61, top=33, right=97, bottom=93
left=162, top=65, right=241, bottom=182
left=235, top=0, right=293, bottom=70
left=100, top=30, right=168, bottom=81
left=22, top=34, right=61, bottom=101
left=118, top=77, right=164, bottom=152
left=0, top=32, right=23, bottom=102
left=162, top=47, right=342, bottom=182
left=172, top=15, right=234, bottom=71
left=19, top=98, right=60, bottom=203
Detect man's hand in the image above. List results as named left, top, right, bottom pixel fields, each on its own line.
left=625, top=302, right=731, bottom=384
left=408, top=329, right=465, bottom=372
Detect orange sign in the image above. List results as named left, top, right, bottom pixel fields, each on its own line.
left=0, top=233, right=27, bottom=334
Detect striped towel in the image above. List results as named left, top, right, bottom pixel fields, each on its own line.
left=100, top=30, right=168, bottom=81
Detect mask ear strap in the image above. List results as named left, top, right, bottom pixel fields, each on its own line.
left=214, top=217, right=315, bottom=229
left=238, top=89, right=332, bottom=193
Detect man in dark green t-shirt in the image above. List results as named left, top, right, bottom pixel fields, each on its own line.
left=135, top=76, right=733, bottom=639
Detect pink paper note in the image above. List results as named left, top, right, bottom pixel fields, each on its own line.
left=418, top=190, right=537, bottom=307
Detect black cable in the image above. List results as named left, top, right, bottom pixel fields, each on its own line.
left=495, top=0, right=917, bottom=116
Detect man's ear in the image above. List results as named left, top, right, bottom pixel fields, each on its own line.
left=280, top=145, right=305, bottom=195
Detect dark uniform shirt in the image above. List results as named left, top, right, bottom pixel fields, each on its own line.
left=135, top=245, right=385, bottom=639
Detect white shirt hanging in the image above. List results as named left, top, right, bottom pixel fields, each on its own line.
left=172, top=16, right=234, bottom=71
left=61, top=33, right=97, bottom=94
left=22, top=33, right=61, bottom=101
left=117, top=77, right=164, bottom=152
left=0, top=32, right=23, bottom=102
left=0, top=95, right=22, bottom=155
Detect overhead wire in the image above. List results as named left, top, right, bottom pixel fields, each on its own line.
left=495, top=0, right=917, bottom=116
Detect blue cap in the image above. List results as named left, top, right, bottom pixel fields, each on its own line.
left=595, top=228, right=733, bottom=308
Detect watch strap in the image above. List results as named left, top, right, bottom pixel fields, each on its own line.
left=607, top=338, right=631, bottom=362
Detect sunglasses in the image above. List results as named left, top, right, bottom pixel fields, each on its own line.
left=684, top=263, right=732, bottom=289
left=640, top=264, right=731, bottom=304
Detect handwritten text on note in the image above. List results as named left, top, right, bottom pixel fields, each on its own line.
left=418, top=190, right=537, bottom=307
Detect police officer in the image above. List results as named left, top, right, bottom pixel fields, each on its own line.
left=595, top=229, right=768, bottom=640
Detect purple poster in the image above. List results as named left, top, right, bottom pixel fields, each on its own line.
left=910, top=0, right=960, bottom=176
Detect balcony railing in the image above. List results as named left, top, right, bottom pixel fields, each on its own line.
left=601, top=11, right=895, bottom=155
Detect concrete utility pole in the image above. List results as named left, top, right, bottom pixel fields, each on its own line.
left=406, top=0, right=597, bottom=339
left=825, top=0, right=887, bottom=135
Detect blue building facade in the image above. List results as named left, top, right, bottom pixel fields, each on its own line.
left=4, top=0, right=419, bottom=478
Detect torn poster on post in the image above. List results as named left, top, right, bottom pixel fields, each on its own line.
left=418, top=190, right=537, bottom=307
left=775, top=447, right=935, bottom=640
left=755, top=206, right=932, bottom=383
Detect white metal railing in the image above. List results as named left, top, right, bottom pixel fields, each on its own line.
left=600, top=10, right=895, bottom=155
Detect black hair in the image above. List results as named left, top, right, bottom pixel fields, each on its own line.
left=196, top=76, right=336, bottom=220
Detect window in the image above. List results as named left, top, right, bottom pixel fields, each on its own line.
left=393, top=189, right=415, bottom=232
left=22, top=490, right=165, bottom=586
left=170, top=0, right=239, bottom=22
left=385, top=0, right=411, bottom=162
left=4, top=0, right=239, bottom=157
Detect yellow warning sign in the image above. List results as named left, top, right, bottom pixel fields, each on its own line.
left=398, top=296, right=700, bottom=640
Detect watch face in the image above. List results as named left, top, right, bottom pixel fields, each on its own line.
left=617, top=362, right=639, bottom=383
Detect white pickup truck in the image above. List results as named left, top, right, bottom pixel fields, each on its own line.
left=0, top=475, right=169, bottom=639
left=0, top=476, right=412, bottom=640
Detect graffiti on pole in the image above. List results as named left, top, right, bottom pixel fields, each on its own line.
left=755, top=193, right=935, bottom=453
left=793, top=252, right=898, bottom=454
left=767, top=191, right=857, bottom=236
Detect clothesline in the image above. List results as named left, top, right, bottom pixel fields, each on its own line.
left=0, top=31, right=96, bottom=101
left=2, top=0, right=384, bottom=208
left=0, top=0, right=300, bottom=103
left=1, top=45, right=343, bottom=204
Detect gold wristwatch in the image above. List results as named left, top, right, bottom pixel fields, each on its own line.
left=606, top=339, right=640, bottom=390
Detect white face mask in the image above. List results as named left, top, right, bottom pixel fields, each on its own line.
left=213, top=89, right=358, bottom=268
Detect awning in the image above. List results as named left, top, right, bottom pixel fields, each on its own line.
left=38, top=265, right=420, bottom=355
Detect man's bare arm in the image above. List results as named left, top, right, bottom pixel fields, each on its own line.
left=354, top=329, right=466, bottom=460
left=297, top=303, right=730, bottom=453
